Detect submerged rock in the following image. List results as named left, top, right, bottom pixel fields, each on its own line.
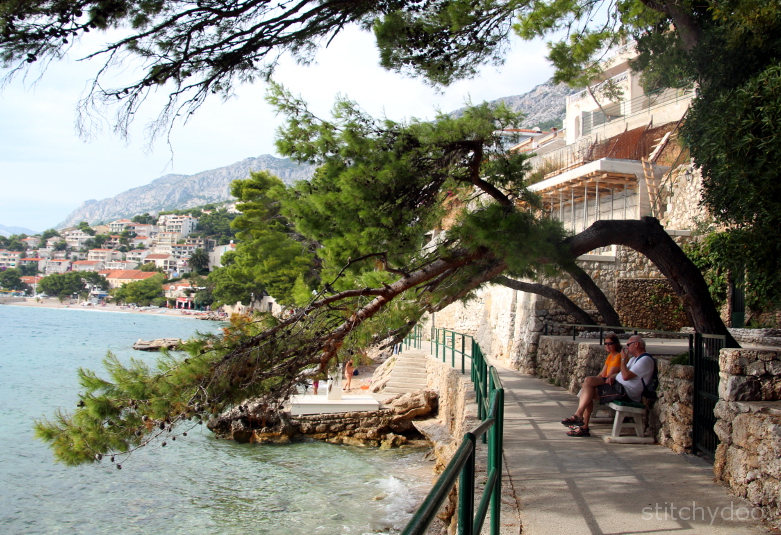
left=133, top=338, right=182, bottom=351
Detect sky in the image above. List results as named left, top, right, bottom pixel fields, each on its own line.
left=0, top=26, right=558, bottom=233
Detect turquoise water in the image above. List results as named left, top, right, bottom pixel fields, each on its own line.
left=0, top=305, right=433, bottom=534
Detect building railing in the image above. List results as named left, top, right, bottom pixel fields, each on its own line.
left=528, top=86, right=694, bottom=177
left=402, top=328, right=504, bottom=535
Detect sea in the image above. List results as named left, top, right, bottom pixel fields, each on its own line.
left=0, top=305, right=434, bottom=534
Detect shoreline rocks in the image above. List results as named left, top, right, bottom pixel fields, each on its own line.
left=207, top=390, right=439, bottom=448
left=133, top=338, right=182, bottom=351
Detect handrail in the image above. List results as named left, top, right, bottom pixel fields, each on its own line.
left=431, top=327, right=473, bottom=374
left=543, top=320, right=693, bottom=343
left=542, top=321, right=727, bottom=361
left=402, top=324, right=423, bottom=351
left=402, top=328, right=504, bottom=535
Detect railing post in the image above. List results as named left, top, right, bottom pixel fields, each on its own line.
left=461, top=334, right=466, bottom=375
left=458, top=433, right=477, bottom=535
left=451, top=330, right=455, bottom=368
left=490, top=384, right=504, bottom=535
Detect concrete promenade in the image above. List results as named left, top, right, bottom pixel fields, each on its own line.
left=493, top=360, right=772, bottom=534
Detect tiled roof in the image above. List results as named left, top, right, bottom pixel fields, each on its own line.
left=105, top=270, right=159, bottom=280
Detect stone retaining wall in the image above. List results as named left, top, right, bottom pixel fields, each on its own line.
left=535, top=336, right=695, bottom=453
left=714, top=348, right=781, bottom=530
left=615, top=278, right=690, bottom=331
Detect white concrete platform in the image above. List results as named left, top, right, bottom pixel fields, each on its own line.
left=289, top=394, right=380, bottom=416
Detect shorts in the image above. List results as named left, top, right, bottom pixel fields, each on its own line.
left=596, top=383, right=631, bottom=404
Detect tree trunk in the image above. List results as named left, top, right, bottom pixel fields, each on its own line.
left=563, top=264, right=623, bottom=328
left=565, top=217, right=739, bottom=347
left=493, top=275, right=597, bottom=326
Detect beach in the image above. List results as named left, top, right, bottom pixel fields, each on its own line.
left=4, top=296, right=213, bottom=319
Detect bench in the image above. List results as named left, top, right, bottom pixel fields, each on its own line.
left=602, top=400, right=655, bottom=444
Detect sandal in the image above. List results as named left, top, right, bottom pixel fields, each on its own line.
left=567, top=426, right=591, bottom=437
left=561, top=415, right=584, bottom=427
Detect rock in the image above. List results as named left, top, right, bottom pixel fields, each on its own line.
left=380, top=433, right=407, bottom=450
left=208, top=389, right=439, bottom=448
left=390, top=390, right=438, bottom=419
left=133, top=338, right=182, bottom=351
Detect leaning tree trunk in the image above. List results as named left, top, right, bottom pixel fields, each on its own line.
left=493, top=275, right=597, bottom=326
left=566, top=217, right=739, bottom=347
left=563, top=264, right=623, bottom=327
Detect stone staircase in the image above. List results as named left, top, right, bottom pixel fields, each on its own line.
left=382, top=350, right=429, bottom=395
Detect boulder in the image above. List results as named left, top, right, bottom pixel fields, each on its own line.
left=133, top=338, right=182, bottom=351
left=208, top=389, right=439, bottom=448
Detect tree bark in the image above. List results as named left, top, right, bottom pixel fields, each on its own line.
left=493, top=275, right=597, bottom=326
left=640, top=0, right=703, bottom=51
left=565, top=217, right=739, bottom=347
left=564, top=264, right=623, bottom=328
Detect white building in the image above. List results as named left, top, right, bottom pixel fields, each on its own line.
left=126, top=249, right=151, bottom=263
left=87, top=249, right=122, bottom=262
left=43, top=259, right=71, bottom=274
left=208, top=242, right=237, bottom=270
left=109, top=219, right=134, bottom=234
left=71, top=260, right=105, bottom=272
left=104, top=260, right=139, bottom=271
left=143, top=253, right=178, bottom=273
left=0, top=249, right=23, bottom=268
left=524, top=41, right=694, bottom=254
left=157, top=215, right=198, bottom=237
left=63, top=230, right=94, bottom=250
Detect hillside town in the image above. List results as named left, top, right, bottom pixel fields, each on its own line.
left=0, top=211, right=240, bottom=309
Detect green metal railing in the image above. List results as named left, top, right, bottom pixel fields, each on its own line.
left=402, top=324, right=423, bottom=350
left=544, top=321, right=691, bottom=344
left=431, top=327, right=472, bottom=374
left=402, top=328, right=504, bottom=535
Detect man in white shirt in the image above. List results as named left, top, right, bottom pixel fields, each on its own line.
left=561, top=335, right=656, bottom=437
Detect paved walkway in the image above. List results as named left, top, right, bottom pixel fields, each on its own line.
left=493, top=360, right=772, bottom=534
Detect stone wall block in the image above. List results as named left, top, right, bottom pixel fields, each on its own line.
left=714, top=419, right=733, bottom=445
left=766, top=360, right=781, bottom=375
left=746, top=360, right=767, bottom=376
left=670, top=364, right=694, bottom=381
left=720, top=351, right=748, bottom=375
left=714, top=400, right=736, bottom=421
left=760, top=381, right=781, bottom=401
left=723, top=375, right=762, bottom=401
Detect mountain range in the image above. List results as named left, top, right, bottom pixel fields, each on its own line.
left=57, top=81, right=570, bottom=229
left=58, top=155, right=317, bottom=228
left=0, top=224, right=39, bottom=237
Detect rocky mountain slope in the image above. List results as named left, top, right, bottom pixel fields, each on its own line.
left=58, top=156, right=317, bottom=227
left=450, top=80, right=570, bottom=128
left=58, top=82, right=569, bottom=228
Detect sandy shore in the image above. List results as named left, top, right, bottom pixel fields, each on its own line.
left=3, top=297, right=215, bottom=319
